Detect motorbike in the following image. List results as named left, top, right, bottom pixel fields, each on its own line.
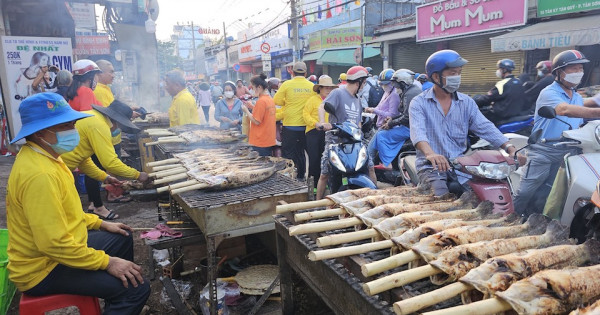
left=322, top=103, right=377, bottom=193
left=534, top=106, right=600, bottom=242
left=399, top=149, right=518, bottom=215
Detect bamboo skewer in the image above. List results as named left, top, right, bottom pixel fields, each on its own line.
left=421, top=297, right=511, bottom=315
left=171, top=183, right=210, bottom=194
left=153, top=173, right=189, bottom=185
left=276, top=199, right=334, bottom=214
left=362, top=265, right=440, bottom=296
left=288, top=217, right=363, bottom=236
left=361, top=250, right=420, bottom=277
left=294, top=208, right=345, bottom=222
left=392, top=282, right=472, bottom=315
left=308, top=240, right=394, bottom=261
left=147, top=158, right=180, bottom=167
left=316, top=229, right=379, bottom=247
left=150, top=167, right=187, bottom=178
left=150, top=164, right=183, bottom=172
left=156, top=180, right=202, bottom=193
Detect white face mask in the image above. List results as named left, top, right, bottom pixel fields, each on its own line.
left=537, top=70, right=544, bottom=78
left=224, top=91, right=234, bottom=98
left=442, top=75, right=461, bottom=94
left=563, top=71, right=584, bottom=85
left=495, top=69, right=503, bottom=79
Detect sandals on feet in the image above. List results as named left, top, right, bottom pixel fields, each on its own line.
left=107, top=195, right=132, bottom=203
left=94, top=209, right=119, bottom=220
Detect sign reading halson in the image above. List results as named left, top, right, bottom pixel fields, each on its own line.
left=416, top=0, right=527, bottom=42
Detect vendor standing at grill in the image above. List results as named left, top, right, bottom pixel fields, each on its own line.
left=61, top=101, right=149, bottom=220
left=6, top=93, right=150, bottom=313
left=242, top=73, right=276, bottom=156
left=165, top=70, right=200, bottom=127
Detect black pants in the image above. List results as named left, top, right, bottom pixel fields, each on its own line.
left=252, top=146, right=273, bottom=157
left=25, top=231, right=151, bottom=314
left=85, top=155, right=104, bottom=208
left=305, top=129, right=325, bottom=181
left=281, top=127, right=306, bottom=180
left=200, top=106, right=210, bottom=123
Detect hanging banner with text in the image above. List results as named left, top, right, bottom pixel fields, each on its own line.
left=0, top=36, right=73, bottom=141
left=538, top=0, right=600, bottom=17
left=416, top=0, right=527, bottom=42
left=74, top=35, right=110, bottom=56
left=308, top=27, right=372, bottom=51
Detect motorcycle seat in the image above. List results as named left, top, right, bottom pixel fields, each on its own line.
left=495, top=115, right=533, bottom=126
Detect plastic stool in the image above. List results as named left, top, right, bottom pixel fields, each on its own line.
left=19, top=293, right=101, bottom=315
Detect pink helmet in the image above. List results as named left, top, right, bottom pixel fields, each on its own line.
left=72, top=59, right=100, bottom=76
left=346, top=66, right=369, bottom=81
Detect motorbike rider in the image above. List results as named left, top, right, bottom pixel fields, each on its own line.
left=410, top=50, right=516, bottom=197
left=367, top=69, right=421, bottom=168
left=513, top=50, right=600, bottom=215
left=315, top=66, right=377, bottom=200
left=524, top=60, right=554, bottom=108
left=360, top=66, right=377, bottom=108
left=416, top=73, right=433, bottom=91
left=308, top=75, right=318, bottom=85
left=475, top=59, right=528, bottom=123
left=365, top=69, right=399, bottom=128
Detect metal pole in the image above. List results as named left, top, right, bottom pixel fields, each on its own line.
left=191, top=21, right=197, bottom=77
left=291, top=0, right=298, bottom=62
left=224, top=21, right=230, bottom=81
left=360, top=3, right=364, bottom=66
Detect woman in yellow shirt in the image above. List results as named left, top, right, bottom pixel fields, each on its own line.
left=303, top=75, right=337, bottom=182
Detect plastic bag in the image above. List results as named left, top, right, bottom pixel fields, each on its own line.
left=153, top=249, right=170, bottom=267
left=199, top=280, right=230, bottom=315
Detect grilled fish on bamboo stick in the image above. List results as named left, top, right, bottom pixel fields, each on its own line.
left=570, top=299, right=600, bottom=315
left=341, top=194, right=454, bottom=216
left=411, top=214, right=549, bottom=262
left=461, top=239, right=600, bottom=298
left=373, top=200, right=492, bottom=239
left=495, top=264, right=600, bottom=315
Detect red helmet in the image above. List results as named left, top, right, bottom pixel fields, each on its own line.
left=346, top=66, right=369, bottom=81
left=72, top=59, right=100, bottom=76
left=536, top=60, right=552, bottom=74
left=308, top=75, right=317, bottom=82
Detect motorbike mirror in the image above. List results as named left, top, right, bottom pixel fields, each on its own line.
left=528, top=129, right=543, bottom=145
left=324, top=102, right=338, bottom=120
left=538, top=106, right=557, bottom=119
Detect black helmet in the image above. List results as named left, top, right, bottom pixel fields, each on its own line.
left=552, top=50, right=589, bottom=74
left=497, top=59, right=515, bottom=71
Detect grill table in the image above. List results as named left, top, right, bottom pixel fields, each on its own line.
left=174, top=174, right=308, bottom=315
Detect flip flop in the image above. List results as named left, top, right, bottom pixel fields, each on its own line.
left=95, top=209, right=119, bottom=220
left=107, top=195, right=132, bottom=203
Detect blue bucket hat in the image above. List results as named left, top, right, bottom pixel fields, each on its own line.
left=11, top=92, right=92, bottom=144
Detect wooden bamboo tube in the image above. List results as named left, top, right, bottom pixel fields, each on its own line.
left=156, top=186, right=170, bottom=193
left=155, top=135, right=180, bottom=140
left=308, top=240, right=394, bottom=261
left=145, top=141, right=160, bottom=146
left=150, top=167, right=186, bottom=178
left=168, top=180, right=200, bottom=190
left=171, top=183, right=209, bottom=194
left=147, top=158, right=180, bottom=167
left=421, top=297, right=511, bottom=315
left=393, top=282, right=472, bottom=315
left=288, top=217, right=363, bottom=236
left=363, top=265, right=440, bottom=296
left=317, top=229, right=379, bottom=247
left=361, top=250, right=420, bottom=277
left=294, top=208, right=345, bottom=222
left=158, top=138, right=186, bottom=143
left=276, top=199, right=335, bottom=214
left=151, top=164, right=182, bottom=172
left=153, top=173, right=188, bottom=185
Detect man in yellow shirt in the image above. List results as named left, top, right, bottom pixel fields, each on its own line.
left=93, top=60, right=115, bottom=107
left=7, top=92, right=150, bottom=313
left=273, top=61, right=315, bottom=180
left=165, top=70, right=200, bottom=127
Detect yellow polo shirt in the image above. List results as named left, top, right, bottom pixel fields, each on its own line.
left=7, top=142, right=108, bottom=291
left=93, top=83, right=122, bottom=145
left=169, top=89, right=200, bottom=127
left=61, top=110, right=140, bottom=180
left=273, top=76, right=315, bottom=127
left=303, top=94, right=328, bottom=133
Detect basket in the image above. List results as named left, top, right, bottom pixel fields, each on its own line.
left=0, top=229, right=15, bottom=315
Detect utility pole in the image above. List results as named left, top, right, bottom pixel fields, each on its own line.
left=190, top=21, right=197, bottom=78
left=290, top=0, right=298, bottom=62
left=360, top=3, right=364, bottom=66
left=223, top=21, right=230, bottom=81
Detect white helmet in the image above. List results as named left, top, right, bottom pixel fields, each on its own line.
left=72, top=59, right=100, bottom=76
left=392, top=69, right=415, bottom=85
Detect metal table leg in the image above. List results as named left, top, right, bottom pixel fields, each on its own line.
left=277, top=227, right=295, bottom=314
left=207, top=234, right=226, bottom=315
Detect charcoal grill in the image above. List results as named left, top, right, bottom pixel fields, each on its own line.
left=172, top=173, right=308, bottom=315
left=274, top=210, right=465, bottom=315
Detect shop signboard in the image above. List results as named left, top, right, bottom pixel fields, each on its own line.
left=538, top=0, right=600, bottom=17
left=307, top=27, right=372, bottom=52
left=66, top=3, right=96, bottom=30
left=73, top=35, right=110, bottom=56
left=216, top=50, right=227, bottom=70
left=416, top=0, right=527, bottom=42
left=0, top=36, right=73, bottom=141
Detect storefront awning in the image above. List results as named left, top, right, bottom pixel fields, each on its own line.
left=317, top=47, right=380, bottom=66
left=365, top=28, right=416, bottom=44
left=302, top=50, right=326, bottom=62
left=490, top=15, right=600, bottom=52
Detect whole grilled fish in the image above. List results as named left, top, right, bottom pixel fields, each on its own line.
left=327, top=186, right=431, bottom=205
left=570, top=299, right=600, bottom=315
left=428, top=220, right=570, bottom=285
left=496, top=264, right=600, bottom=315
left=341, top=194, right=453, bottom=216
left=460, top=239, right=600, bottom=299
left=412, top=214, right=549, bottom=262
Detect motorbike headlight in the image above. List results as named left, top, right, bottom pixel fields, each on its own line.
left=464, top=161, right=515, bottom=180
left=352, top=128, right=362, bottom=141
left=355, top=146, right=368, bottom=171
left=595, top=125, right=600, bottom=145
left=330, top=150, right=347, bottom=172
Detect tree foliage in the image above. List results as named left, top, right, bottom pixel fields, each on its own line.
left=157, top=40, right=183, bottom=78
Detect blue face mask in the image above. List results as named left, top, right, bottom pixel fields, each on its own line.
left=43, top=129, right=80, bottom=154
left=111, top=128, right=121, bottom=137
